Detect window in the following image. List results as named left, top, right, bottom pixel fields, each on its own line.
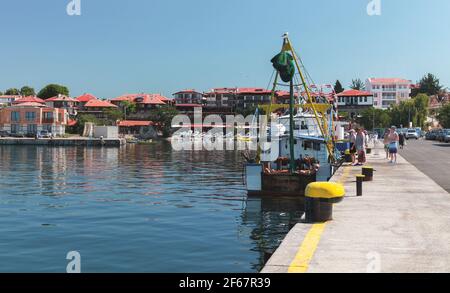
left=25, top=112, right=36, bottom=122
left=364, top=97, right=368, bottom=103
left=11, top=124, right=21, bottom=133
left=27, top=124, right=37, bottom=134
left=313, top=142, right=321, bottom=151
left=43, top=112, right=53, bottom=121
left=11, top=111, right=20, bottom=122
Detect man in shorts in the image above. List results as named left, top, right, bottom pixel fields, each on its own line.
left=387, top=126, right=399, bottom=164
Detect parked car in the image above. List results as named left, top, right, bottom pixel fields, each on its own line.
left=10, top=132, right=26, bottom=138
left=38, top=130, right=52, bottom=138
left=425, top=131, right=436, bottom=140
left=441, top=129, right=450, bottom=143
left=0, top=130, right=11, bottom=137
left=405, top=129, right=419, bottom=140
left=436, top=129, right=446, bottom=142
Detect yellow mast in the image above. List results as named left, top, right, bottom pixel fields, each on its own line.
left=282, top=34, right=335, bottom=162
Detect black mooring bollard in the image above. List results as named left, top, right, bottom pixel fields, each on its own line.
left=356, top=175, right=365, bottom=196
left=362, top=166, right=374, bottom=182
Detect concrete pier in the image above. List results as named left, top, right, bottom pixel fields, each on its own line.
left=0, top=137, right=126, bottom=147
left=262, top=144, right=450, bottom=273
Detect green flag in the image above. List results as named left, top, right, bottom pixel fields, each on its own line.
left=271, top=52, right=295, bottom=82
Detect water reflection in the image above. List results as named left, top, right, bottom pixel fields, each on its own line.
left=0, top=143, right=304, bottom=272
left=242, top=197, right=304, bottom=271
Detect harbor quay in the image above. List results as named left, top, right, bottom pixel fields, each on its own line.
left=0, top=137, right=125, bottom=147
left=262, top=142, right=450, bottom=273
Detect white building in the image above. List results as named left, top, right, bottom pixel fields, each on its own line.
left=0, top=95, right=21, bottom=107
left=365, top=78, right=412, bottom=109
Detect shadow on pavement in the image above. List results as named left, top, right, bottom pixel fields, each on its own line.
left=433, top=143, right=450, bottom=148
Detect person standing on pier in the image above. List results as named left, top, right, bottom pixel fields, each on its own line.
left=349, top=129, right=357, bottom=164
left=387, top=126, right=400, bottom=164
left=383, top=129, right=390, bottom=159
left=353, top=128, right=367, bottom=166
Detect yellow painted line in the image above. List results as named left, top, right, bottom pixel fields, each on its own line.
left=288, top=166, right=351, bottom=273
left=288, top=223, right=327, bottom=273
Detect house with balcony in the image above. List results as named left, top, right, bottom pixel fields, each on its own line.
left=203, top=88, right=237, bottom=111
left=45, top=95, right=78, bottom=116
left=75, top=93, right=98, bottom=108
left=203, top=87, right=274, bottom=113
left=336, top=89, right=374, bottom=119
left=111, top=93, right=170, bottom=119
left=0, top=102, right=68, bottom=136
left=80, top=99, right=118, bottom=119
left=365, top=78, right=412, bottom=109
left=173, top=90, right=203, bottom=105
left=235, top=88, right=272, bottom=110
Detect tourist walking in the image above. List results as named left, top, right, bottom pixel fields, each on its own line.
left=387, top=126, right=400, bottom=164
left=399, top=132, right=406, bottom=149
left=383, top=129, right=390, bottom=159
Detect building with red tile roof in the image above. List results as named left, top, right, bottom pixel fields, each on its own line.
left=45, top=95, right=78, bottom=115
left=203, top=87, right=273, bottom=111
left=13, top=96, right=45, bottom=105
left=173, top=89, right=203, bottom=105
left=84, top=99, right=118, bottom=108
left=76, top=93, right=98, bottom=103
left=111, top=93, right=170, bottom=120
left=76, top=99, right=118, bottom=119
left=117, top=120, right=156, bottom=136
left=336, top=89, right=374, bottom=119
left=337, top=89, right=373, bottom=97
left=0, top=102, right=68, bottom=136
left=111, top=93, right=168, bottom=106
left=365, top=78, right=412, bottom=109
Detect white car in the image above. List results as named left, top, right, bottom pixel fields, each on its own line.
left=405, top=129, right=419, bottom=140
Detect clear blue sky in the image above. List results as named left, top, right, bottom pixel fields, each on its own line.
left=1, top=0, right=449, bottom=98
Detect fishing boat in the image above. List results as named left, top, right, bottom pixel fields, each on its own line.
left=244, top=34, right=340, bottom=197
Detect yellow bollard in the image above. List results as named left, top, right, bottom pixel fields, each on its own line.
left=305, top=182, right=345, bottom=223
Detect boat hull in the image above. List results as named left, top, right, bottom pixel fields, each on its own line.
left=247, top=171, right=316, bottom=197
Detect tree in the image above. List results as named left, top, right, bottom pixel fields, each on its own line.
left=146, top=106, right=180, bottom=137
left=20, top=86, right=35, bottom=97
left=334, top=80, right=344, bottom=94
left=437, top=104, right=450, bottom=128
left=235, top=105, right=258, bottom=117
left=0, top=91, right=3, bottom=95
left=4, top=88, right=20, bottom=95
left=388, top=94, right=429, bottom=129
left=350, top=79, right=365, bottom=90
left=104, top=108, right=124, bottom=122
left=122, top=101, right=137, bottom=119
left=356, top=107, right=391, bottom=130
left=413, top=73, right=442, bottom=97
left=413, top=94, right=429, bottom=129
left=37, top=84, right=69, bottom=100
